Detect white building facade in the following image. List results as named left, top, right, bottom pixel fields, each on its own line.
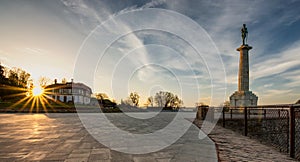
left=45, top=81, right=92, bottom=105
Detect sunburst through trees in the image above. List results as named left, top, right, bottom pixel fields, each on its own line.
left=0, top=63, right=68, bottom=113
left=6, top=83, right=70, bottom=113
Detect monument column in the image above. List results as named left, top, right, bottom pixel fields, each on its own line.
left=237, top=45, right=252, bottom=92
left=230, top=24, right=258, bottom=107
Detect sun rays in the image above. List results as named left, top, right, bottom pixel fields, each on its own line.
left=4, top=85, right=69, bottom=113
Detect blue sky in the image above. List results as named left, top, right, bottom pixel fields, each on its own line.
left=0, top=0, right=300, bottom=106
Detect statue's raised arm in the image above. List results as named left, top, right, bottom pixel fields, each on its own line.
left=241, top=24, right=248, bottom=45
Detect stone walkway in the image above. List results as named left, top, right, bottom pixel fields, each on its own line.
left=0, top=113, right=217, bottom=162
left=193, top=120, right=297, bottom=162
left=0, top=113, right=297, bottom=161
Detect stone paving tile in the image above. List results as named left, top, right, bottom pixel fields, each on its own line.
left=90, top=148, right=111, bottom=161
left=68, top=152, right=91, bottom=158
left=110, top=150, right=133, bottom=162
left=45, top=152, right=70, bottom=160
left=194, top=119, right=297, bottom=162
left=133, top=156, right=157, bottom=162
left=0, top=113, right=217, bottom=162
left=78, top=142, right=93, bottom=149
left=64, top=157, right=89, bottom=162
left=0, top=157, right=17, bottom=162
left=89, top=154, right=110, bottom=161
left=156, top=158, right=172, bottom=162
left=22, top=151, right=49, bottom=160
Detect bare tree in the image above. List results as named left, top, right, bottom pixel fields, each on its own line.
left=95, top=93, right=109, bottom=100
left=19, top=70, right=30, bottom=87
left=3, top=66, right=9, bottom=78
left=223, top=101, right=230, bottom=107
left=129, top=92, right=139, bottom=106
left=39, top=76, right=52, bottom=87
left=221, top=101, right=231, bottom=112
left=61, top=78, right=67, bottom=84
left=8, top=69, right=18, bottom=86
left=0, top=62, right=4, bottom=80
left=154, top=91, right=183, bottom=109
left=0, top=66, right=31, bottom=99
left=95, top=93, right=109, bottom=104
left=6, top=67, right=30, bottom=88
left=147, top=96, right=154, bottom=107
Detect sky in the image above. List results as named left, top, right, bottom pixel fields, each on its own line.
left=0, top=0, right=300, bottom=106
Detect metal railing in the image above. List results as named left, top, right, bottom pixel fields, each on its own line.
left=295, top=108, right=300, bottom=160
left=197, top=104, right=300, bottom=160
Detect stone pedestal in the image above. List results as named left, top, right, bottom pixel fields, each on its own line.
left=230, top=91, right=258, bottom=107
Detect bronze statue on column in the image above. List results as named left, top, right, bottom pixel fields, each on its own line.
left=241, top=24, right=248, bottom=45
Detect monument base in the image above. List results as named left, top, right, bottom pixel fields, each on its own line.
left=230, top=91, right=258, bottom=107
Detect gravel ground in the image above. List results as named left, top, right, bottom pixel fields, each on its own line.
left=193, top=120, right=297, bottom=162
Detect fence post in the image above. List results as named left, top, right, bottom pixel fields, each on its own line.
left=287, top=109, right=290, bottom=153
left=290, top=105, right=295, bottom=158
left=244, top=107, right=248, bottom=136
left=201, top=107, right=205, bottom=119
left=196, top=106, right=201, bottom=120
left=222, top=108, right=225, bottom=127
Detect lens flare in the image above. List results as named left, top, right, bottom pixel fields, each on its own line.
left=2, top=84, right=68, bottom=113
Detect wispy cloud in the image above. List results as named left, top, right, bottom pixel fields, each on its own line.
left=60, top=0, right=111, bottom=33
left=264, top=89, right=293, bottom=97
left=280, top=69, right=300, bottom=88
left=17, top=48, right=49, bottom=56
left=263, top=83, right=273, bottom=88
left=115, top=0, right=166, bottom=15
left=43, top=0, right=300, bottom=105
left=251, top=40, right=300, bottom=80
left=2, top=0, right=299, bottom=105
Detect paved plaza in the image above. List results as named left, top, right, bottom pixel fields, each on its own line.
left=0, top=113, right=217, bottom=162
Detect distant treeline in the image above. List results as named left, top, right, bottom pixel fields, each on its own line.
left=0, top=63, right=31, bottom=101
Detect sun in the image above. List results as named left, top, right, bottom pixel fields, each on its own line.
left=7, top=84, right=62, bottom=113
left=32, top=86, right=44, bottom=96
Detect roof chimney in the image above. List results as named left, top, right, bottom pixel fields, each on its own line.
left=54, top=79, right=57, bottom=84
